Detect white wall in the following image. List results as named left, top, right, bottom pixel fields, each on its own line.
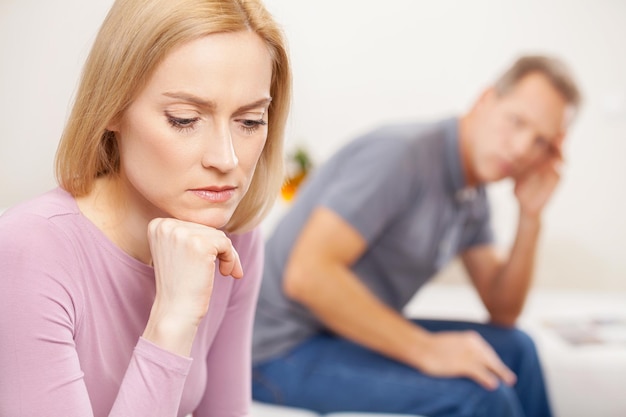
left=1, top=0, right=625, bottom=290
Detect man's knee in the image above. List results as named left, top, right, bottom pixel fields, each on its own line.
left=471, top=383, right=525, bottom=417
left=508, top=327, right=539, bottom=353
left=495, top=327, right=542, bottom=369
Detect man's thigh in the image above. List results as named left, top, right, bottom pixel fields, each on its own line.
left=413, top=319, right=540, bottom=374
left=252, top=331, right=520, bottom=416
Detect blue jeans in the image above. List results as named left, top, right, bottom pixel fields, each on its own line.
left=252, top=319, right=552, bottom=417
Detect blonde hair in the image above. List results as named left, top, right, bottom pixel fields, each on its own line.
left=55, top=0, right=291, bottom=233
left=494, top=54, right=582, bottom=113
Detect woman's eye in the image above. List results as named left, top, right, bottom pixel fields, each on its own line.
left=167, top=115, right=199, bottom=131
left=238, top=118, right=267, bottom=135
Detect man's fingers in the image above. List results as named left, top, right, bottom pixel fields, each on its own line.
left=467, top=366, right=499, bottom=391
left=473, top=334, right=517, bottom=388
left=485, top=355, right=517, bottom=386
left=467, top=357, right=516, bottom=390
left=474, top=338, right=517, bottom=386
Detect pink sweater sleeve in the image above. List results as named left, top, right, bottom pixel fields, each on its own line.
left=108, top=338, right=193, bottom=416
left=193, top=227, right=264, bottom=417
left=0, top=213, right=192, bottom=417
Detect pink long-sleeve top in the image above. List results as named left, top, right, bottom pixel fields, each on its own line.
left=0, top=187, right=263, bottom=417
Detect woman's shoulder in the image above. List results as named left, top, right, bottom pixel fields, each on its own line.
left=1, top=187, right=79, bottom=225
left=0, top=189, right=87, bottom=344
left=0, top=188, right=82, bottom=275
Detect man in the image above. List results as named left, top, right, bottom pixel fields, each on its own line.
left=252, top=55, right=581, bottom=417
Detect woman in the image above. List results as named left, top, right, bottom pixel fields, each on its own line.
left=0, top=0, right=291, bottom=416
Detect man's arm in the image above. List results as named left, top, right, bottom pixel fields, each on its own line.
left=462, top=215, right=541, bottom=327
left=283, top=206, right=429, bottom=364
left=284, top=206, right=515, bottom=390
left=463, top=148, right=562, bottom=326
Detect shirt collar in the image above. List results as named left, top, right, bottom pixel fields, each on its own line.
left=442, top=117, right=479, bottom=203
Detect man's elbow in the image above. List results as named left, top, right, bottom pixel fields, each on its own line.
left=282, top=257, right=316, bottom=304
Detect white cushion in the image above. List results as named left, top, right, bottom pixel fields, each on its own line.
left=324, top=413, right=420, bottom=417
left=251, top=401, right=320, bottom=417
left=251, top=401, right=424, bottom=417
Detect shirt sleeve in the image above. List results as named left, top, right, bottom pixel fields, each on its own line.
left=318, top=135, right=419, bottom=244
left=193, top=227, right=263, bottom=417
left=0, top=213, right=192, bottom=417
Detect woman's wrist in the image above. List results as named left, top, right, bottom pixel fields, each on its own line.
left=143, top=307, right=200, bottom=357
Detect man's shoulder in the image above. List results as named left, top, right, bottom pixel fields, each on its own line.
left=347, top=118, right=451, bottom=155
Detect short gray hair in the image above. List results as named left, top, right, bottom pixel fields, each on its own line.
left=495, top=54, right=582, bottom=113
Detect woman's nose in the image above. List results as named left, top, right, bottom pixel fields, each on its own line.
left=201, top=123, right=238, bottom=172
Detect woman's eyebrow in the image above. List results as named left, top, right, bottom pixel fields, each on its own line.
left=236, top=97, right=272, bottom=113
left=162, top=92, right=272, bottom=113
left=162, top=91, right=216, bottom=109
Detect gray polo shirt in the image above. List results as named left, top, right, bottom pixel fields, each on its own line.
left=252, top=117, right=493, bottom=364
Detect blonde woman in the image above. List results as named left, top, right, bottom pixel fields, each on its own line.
left=0, top=0, right=290, bottom=416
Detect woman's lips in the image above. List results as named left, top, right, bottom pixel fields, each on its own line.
left=190, top=187, right=237, bottom=203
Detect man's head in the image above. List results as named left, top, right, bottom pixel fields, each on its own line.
left=461, top=55, right=581, bottom=185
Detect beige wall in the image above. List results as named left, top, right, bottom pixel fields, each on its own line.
left=1, top=0, right=625, bottom=291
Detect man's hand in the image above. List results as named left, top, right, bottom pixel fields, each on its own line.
left=416, top=330, right=517, bottom=390
left=514, top=137, right=564, bottom=218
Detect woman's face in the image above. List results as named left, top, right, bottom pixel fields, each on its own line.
left=110, top=30, right=273, bottom=229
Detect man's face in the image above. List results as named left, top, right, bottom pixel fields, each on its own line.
left=469, top=72, right=570, bottom=183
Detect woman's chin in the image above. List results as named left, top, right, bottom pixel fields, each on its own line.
left=161, top=204, right=236, bottom=229
left=187, top=211, right=232, bottom=229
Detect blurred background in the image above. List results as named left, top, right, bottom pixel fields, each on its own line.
left=1, top=0, right=625, bottom=292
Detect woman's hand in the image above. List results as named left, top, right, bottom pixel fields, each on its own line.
left=142, top=218, right=243, bottom=356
